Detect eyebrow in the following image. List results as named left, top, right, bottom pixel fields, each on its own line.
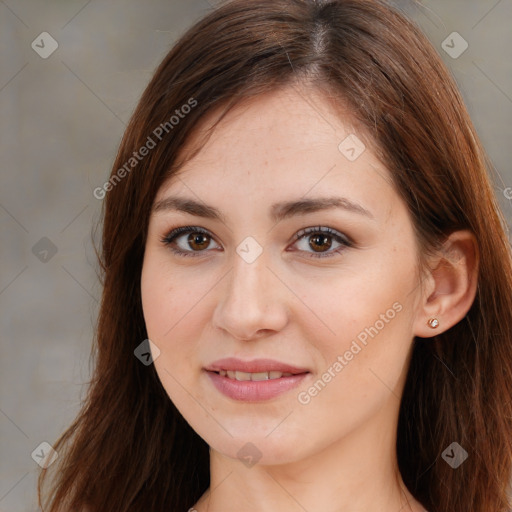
left=152, top=195, right=375, bottom=223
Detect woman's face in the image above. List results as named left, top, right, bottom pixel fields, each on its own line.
left=141, top=85, right=426, bottom=465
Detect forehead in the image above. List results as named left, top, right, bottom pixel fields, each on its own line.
left=175, top=85, right=363, bottom=169
left=154, top=85, right=398, bottom=223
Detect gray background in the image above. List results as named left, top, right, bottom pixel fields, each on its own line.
left=1, top=1, right=511, bottom=510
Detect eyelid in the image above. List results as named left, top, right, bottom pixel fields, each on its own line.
left=160, top=225, right=212, bottom=244
left=293, top=226, right=353, bottom=244
left=159, top=226, right=220, bottom=257
left=160, top=225, right=353, bottom=259
left=287, top=226, right=353, bottom=259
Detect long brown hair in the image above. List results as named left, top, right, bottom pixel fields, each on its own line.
left=38, top=0, right=512, bottom=510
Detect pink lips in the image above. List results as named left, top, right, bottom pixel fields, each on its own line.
left=204, top=357, right=310, bottom=402
left=205, top=357, right=310, bottom=374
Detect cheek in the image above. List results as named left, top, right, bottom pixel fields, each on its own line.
left=293, top=296, right=413, bottom=448
left=295, top=253, right=417, bottom=402
left=301, top=258, right=413, bottom=351
left=141, top=253, right=191, bottom=343
left=140, top=252, right=206, bottom=376
left=141, top=257, right=203, bottom=418
left=140, top=261, right=168, bottom=341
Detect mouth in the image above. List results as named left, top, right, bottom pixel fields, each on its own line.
left=203, top=358, right=311, bottom=402
left=204, top=357, right=310, bottom=375
left=209, top=369, right=307, bottom=381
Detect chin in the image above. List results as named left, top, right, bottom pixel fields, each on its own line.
left=208, top=434, right=307, bottom=467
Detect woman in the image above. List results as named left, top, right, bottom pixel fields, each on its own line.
left=38, top=0, right=512, bottom=510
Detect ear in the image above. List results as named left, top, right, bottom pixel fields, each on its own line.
left=413, top=230, right=479, bottom=338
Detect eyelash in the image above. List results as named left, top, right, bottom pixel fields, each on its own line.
left=159, top=225, right=353, bottom=259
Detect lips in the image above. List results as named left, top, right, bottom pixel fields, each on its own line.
left=204, top=357, right=310, bottom=375
left=204, top=358, right=310, bottom=402
left=217, top=369, right=294, bottom=381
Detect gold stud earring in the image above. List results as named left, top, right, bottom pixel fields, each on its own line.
left=427, top=318, right=439, bottom=329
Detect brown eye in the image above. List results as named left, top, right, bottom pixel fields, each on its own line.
left=161, top=226, right=219, bottom=257
left=308, top=233, right=333, bottom=253
left=292, top=226, right=352, bottom=259
left=187, top=232, right=211, bottom=251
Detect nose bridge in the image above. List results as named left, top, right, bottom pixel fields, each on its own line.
left=227, top=245, right=271, bottom=311
left=212, top=243, right=287, bottom=339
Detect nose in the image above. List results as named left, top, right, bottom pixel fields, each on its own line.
left=211, top=248, right=289, bottom=341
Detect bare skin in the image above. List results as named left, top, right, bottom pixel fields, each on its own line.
left=140, top=83, right=478, bottom=512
